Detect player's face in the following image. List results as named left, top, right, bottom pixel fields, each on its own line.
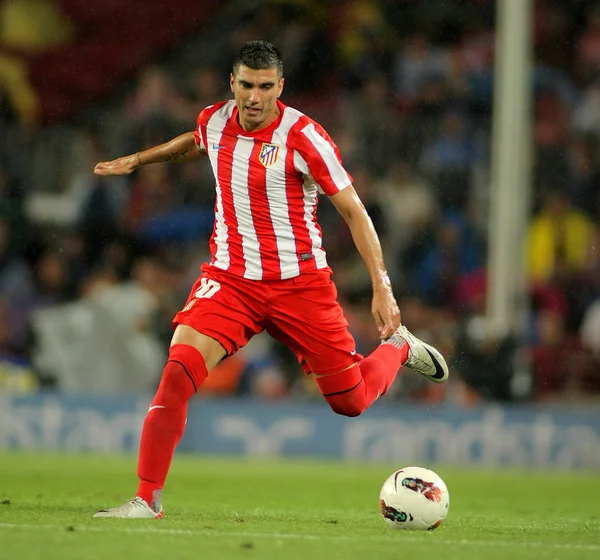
left=230, top=65, right=284, bottom=131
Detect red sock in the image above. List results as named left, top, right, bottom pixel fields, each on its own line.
left=315, top=342, right=409, bottom=417
left=136, top=344, right=208, bottom=506
left=360, top=342, right=409, bottom=399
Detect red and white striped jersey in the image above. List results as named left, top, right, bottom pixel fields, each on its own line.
left=194, top=99, right=353, bottom=281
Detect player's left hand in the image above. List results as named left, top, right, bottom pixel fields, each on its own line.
left=372, top=286, right=401, bottom=340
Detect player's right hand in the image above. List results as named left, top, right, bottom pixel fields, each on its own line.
left=94, top=154, right=139, bottom=176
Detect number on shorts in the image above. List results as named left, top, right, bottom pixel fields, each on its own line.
left=194, top=278, right=221, bottom=299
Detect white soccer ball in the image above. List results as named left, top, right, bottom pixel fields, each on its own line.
left=379, top=466, right=450, bottom=530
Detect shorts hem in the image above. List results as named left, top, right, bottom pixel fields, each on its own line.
left=304, top=353, right=363, bottom=376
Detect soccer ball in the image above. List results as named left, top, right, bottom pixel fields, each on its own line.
left=379, top=466, right=449, bottom=530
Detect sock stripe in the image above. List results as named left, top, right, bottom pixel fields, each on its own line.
left=167, top=359, right=197, bottom=392
left=321, top=378, right=363, bottom=397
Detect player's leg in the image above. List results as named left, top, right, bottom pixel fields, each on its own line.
left=268, top=270, right=448, bottom=417
left=134, top=326, right=226, bottom=514
left=312, top=343, right=410, bottom=417
left=265, top=270, right=393, bottom=416
left=94, top=269, right=265, bottom=518
left=93, top=327, right=226, bottom=519
left=314, top=327, right=449, bottom=415
left=314, top=324, right=450, bottom=415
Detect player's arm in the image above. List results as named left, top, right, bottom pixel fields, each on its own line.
left=329, top=185, right=400, bottom=339
left=93, top=132, right=205, bottom=176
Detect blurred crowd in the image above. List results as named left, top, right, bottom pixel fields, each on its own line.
left=1, top=0, right=600, bottom=405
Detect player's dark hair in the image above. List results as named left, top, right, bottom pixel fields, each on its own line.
left=233, top=40, right=283, bottom=78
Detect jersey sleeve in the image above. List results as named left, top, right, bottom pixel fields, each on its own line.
left=292, top=120, right=353, bottom=196
left=193, top=105, right=213, bottom=152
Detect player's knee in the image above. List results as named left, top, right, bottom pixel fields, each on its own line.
left=315, top=366, right=367, bottom=417
left=156, top=361, right=196, bottom=405
left=165, top=343, right=209, bottom=392
left=325, top=394, right=367, bottom=417
left=332, top=404, right=364, bottom=418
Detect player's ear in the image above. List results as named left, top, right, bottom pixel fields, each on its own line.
left=229, top=73, right=235, bottom=93
left=277, top=77, right=284, bottom=97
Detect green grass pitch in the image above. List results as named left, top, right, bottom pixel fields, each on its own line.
left=0, top=453, right=599, bottom=560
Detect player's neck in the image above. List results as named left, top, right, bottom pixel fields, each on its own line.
left=239, top=105, right=281, bottom=132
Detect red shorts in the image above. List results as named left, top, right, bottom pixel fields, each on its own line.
left=172, top=264, right=363, bottom=375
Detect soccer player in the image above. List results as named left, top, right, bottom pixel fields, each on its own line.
left=92, top=40, right=448, bottom=519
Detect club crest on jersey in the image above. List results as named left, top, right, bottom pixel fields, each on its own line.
left=259, top=143, right=280, bottom=168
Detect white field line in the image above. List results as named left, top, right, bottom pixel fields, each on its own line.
left=0, top=523, right=599, bottom=552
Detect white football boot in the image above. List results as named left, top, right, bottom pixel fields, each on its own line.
left=383, top=324, right=449, bottom=383
left=93, top=497, right=163, bottom=519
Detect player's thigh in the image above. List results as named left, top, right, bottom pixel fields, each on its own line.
left=268, top=271, right=362, bottom=375
left=172, top=270, right=265, bottom=358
